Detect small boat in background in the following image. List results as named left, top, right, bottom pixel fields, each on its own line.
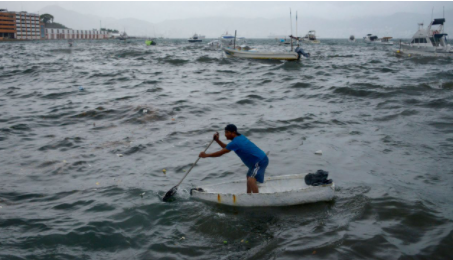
left=398, top=18, right=453, bottom=57
left=302, top=30, right=320, bottom=44
left=363, top=34, right=393, bottom=45
left=276, top=37, right=291, bottom=45
left=207, top=40, right=221, bottom=49
left=191, top=173, right=335, bottom=207
left=349, top=35, right=355, bottom=42
left=188, top=33, right=203, bottom=43
left=68, top=39, right=73, bottom=47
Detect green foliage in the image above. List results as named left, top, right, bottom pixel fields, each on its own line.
left=100, top=28, right=119, bottom=33
left=40, top=13, right=54, bottom=24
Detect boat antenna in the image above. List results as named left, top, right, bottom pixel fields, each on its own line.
left=289, top=8, right=293, bottom=36
left=234, top=30, right=237, bottom=49
left=431, top=7, right=434, bottom=23
left=296, top=11, right=298, bottom=46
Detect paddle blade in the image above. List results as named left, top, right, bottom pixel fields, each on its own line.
left=163, top=186, right=178, bottom=202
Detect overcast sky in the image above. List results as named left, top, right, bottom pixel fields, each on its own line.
left=3, top=1, right=452, bottom=23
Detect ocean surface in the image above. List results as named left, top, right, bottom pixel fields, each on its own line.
left=0, top=39, right=452, bottom=260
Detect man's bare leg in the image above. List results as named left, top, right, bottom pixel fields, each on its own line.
left=247, top=177, right=259, bottom=194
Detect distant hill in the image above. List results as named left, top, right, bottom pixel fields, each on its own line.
left=37, top=5, right=453, bottom=38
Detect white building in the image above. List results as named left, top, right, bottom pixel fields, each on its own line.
left=15, top=11, right=42, bottom=40
left=45, top=28, right=109, bottom=40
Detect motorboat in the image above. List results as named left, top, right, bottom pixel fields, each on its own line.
left=302, top=30, right=320, bottom=44
left=219, top=31, right=247, bottom=47
left=349, top=35, right=355, bottom=42
left=117, top=31, right=128, bottom=41
left=363, top=34, right=393, bottom=45
left=188, top=33, right=202, bottom=43
left=398, top=18, right=453, bottom=57
left=190, top=173, right=335, bottom=207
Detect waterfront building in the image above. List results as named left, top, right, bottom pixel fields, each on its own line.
left=0, top=9, right=17, bottom=40
left=44, top=28, right=109, bottom=40
left=0, top=9, right=109, bottom=41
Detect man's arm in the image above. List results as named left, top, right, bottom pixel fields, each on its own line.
left=213, top=132, right=227, bottom=148
left=199, top=148, right=230, bottom=158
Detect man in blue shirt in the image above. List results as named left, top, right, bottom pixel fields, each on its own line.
left=199, top=124, right=269, bottom=193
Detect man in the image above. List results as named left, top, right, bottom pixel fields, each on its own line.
left=199, top=124, right=269, bottom=194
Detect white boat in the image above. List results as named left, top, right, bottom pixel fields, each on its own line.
left=349, top=35, right=355, bottom=42
left=222, top=46, right=308, bottom=60
left=191, top=173, right=335, bottom=207
left=188, top=33, right=202, bottom=43
left=207, top=40, right=221, bottom=49
left=398, top=18, right=453, bottom=57
left=219, top=31, right=246, bottom=47
left=302, top=30, right=320, bottom=44
left=276, top=37, right=291, bottom=45
left=363, top=34, right=393, bottom=45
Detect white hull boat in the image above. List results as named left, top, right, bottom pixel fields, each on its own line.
left=363, top=34, right=393, bottom=45
left=302, top=30, right=320, bottom=44
left=223, top=47, right=306, bottom=60
left=191, top=174, right=335, bottom=207
left=398, top=18, right=453, bottom=57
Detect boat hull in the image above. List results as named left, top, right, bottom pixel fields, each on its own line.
left=399, top=44, right=453, bottom=57
left=191, top=174, right=335, bottom=207
left=222, top=47, right=300, bottom=60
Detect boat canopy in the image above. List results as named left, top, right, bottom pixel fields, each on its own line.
left=434, top=33, right=448, bottom=39
left=432, top=18, right=446, bottom=25
left=382, top=37, right=393, bottom=40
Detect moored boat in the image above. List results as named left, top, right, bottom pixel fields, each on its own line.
left=188, top=33, right=202, bottom=43
left=302, top=30, right=320, bottom=44
left=398, top=18, right=453, bottom=57
left=191, top=173, right=335, bottom=207
left=349, top=35, right=355, bottom=42
left=363, top=34, right=393, bottom=45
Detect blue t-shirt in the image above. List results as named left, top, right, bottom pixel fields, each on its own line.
left=226, top=135, right=266, bottom=168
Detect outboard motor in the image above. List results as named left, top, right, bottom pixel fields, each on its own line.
left=295, top=46, right=310, bottom=58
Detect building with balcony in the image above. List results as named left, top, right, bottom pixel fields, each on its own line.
left=15, top=11, right=41, bottom=40
left=0, top=9, right=16, bottom=40
left=44, top=28, right=109, bottom=40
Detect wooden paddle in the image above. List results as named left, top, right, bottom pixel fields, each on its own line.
left=163, top=139, right=215, bottom=202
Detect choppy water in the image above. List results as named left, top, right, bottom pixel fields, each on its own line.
left=1, top=39, right=452, bottom=259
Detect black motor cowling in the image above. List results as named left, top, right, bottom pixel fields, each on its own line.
left=305, top=170, right=332, bottom=186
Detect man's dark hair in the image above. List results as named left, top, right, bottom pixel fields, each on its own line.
left=225, top=124, right=241, bottom=135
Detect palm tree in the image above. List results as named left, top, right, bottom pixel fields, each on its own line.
left=40, top=14, right=54, bottom=24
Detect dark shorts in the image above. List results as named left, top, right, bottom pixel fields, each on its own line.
left=247, top=156, right=269, bottom=183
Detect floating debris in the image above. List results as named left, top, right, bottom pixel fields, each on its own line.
left=162, top=169, right=166, bottom=174
left=79, top=86, right=84, bottom=91
left=140, top=192, right=145, bottom=198
left=171, top=118, right=175, bottom=121
left=241, top=240, right=244, bottom=243
left=95, top=182, right=99, bottom=185
left=143, top=109, right=148, bottom=113
left=223, top=241, right=227, bottom=244
left=315, top=150, right=322, bottom=155
left=180, top=236, right=185, bottom=240
left=117, top=154, right=123, bottom=157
